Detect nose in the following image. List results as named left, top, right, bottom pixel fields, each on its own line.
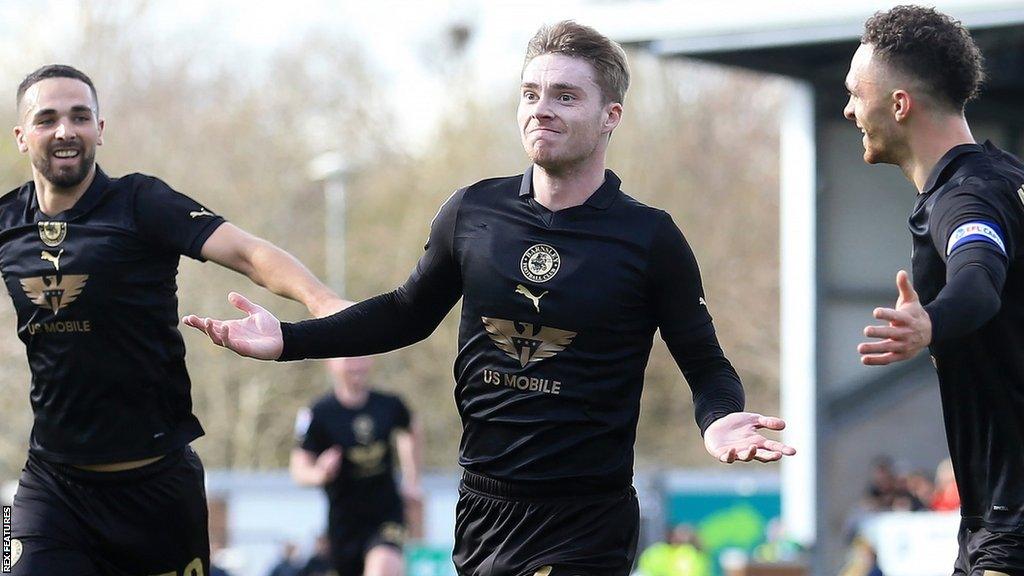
left=532, top=96, right=555, bottom=120
left=54, top=122, right=75, bottom=140
left=843, top=97, right=855, bottom=121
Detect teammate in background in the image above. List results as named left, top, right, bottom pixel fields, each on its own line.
left=1, top=64, right=344, bottom=576
left=291, top=356, right=421, bottom=576
left=846, top=6, right=1024, bottom=573
left=185, top=21, right=795, bottom=575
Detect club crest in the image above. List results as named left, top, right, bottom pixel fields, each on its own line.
left=520, top=244, right=560, bottom=283
left=38, top=221, right=67, bottom=247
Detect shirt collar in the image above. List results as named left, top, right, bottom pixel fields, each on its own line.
left=922, top=142, right=986, bottom=194
left=29, top=165, right=111, bottom=221
left=519, top=165, right=622, bottom=210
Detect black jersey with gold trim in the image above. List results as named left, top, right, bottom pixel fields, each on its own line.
left=0, top=166, right=225, bottom=464
left=909, top=141, right=1024, bottom=533
left=281, top=166, right=745, bottom=491
left=296, top=391, right=410, bottom=515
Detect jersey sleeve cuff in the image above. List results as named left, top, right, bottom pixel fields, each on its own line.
left=187, top=217, right=227, bottom=261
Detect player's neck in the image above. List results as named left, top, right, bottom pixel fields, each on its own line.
left=902, top=116, right=975, bottom=193
left=531, top=156, right=607, bottom=212
left=33, top=164, right=96, bottom=217
left=334, top=385, right=368, bottom=408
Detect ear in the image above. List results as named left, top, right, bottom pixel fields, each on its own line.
left=97, top=117, right=105, bottom=146
left=603, top=102, right=623, bottom=135
left=892, top=89, right=912, bottom=123
left=13, top=125, right=27, bottom=154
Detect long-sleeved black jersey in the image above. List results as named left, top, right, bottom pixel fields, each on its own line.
left=910, top=141, right=1024, bottom=532
left=282, top=167, right=745, bottom=490
left=0, top=167, right=224, bottom=464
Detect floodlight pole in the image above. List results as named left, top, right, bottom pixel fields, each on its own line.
left=308, top=152, right=350, bottom=297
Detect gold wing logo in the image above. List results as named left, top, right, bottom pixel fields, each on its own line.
left=348, top=441, right=387, bottom=473
left=20, top=274, right=89, bottom=314
left=482, top=316, right=576, bottom=367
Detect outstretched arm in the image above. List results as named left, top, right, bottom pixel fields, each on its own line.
left=651, top=215, right=795, bottom=464
left=859, top=247, right=1005, bottom=365
left=184, top=189, right=465, bottom=360
left=201, top=223, right=348, bottom=317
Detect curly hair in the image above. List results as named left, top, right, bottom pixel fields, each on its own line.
left=862, top=5, right=984, bottom=111
left=524, top=21, right=630, bottom=104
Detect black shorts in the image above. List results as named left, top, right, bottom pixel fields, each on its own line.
left=953, top=521, right=1024, bottom=576
left=10, top=447, right=209, bottom=576
left=453, top=471, right=640, bottom=576
left=329, top=497, right=405, bottom=576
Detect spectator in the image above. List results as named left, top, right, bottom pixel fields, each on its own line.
left=637, top=524, right=711, bottom=576
left=931, top=458, right=960, bottom=512
left=752, top=518, right=805, bottom=562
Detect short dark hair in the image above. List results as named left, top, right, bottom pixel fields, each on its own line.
left=862, top=5, right=984, bottom=111
left=524, top=21, right=630, bottom=104
left=16, top=64, right=99, bottom=114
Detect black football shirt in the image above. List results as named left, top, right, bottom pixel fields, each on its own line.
left=909, top=141, right=1024, bottom=532
left=0, top=167, right=224, bottom=464
left=297, top=390, right=410, bottom=518
left=281, top=167, right=745, bottom=490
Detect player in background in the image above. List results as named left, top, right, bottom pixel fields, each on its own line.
left=291, top=356, right=421, bottom=576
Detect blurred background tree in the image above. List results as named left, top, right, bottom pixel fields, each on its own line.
left=0, top=1, right=783, bottom=477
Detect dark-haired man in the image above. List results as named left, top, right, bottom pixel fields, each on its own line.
left=186, top=21, right=795, bottom=576
left=847, top=6, right=1024, bottom=574
left=2, top=64, right=343, bottom=576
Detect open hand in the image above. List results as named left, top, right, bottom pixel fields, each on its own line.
left=704, top=412, right=796, bottom=463
left=182, top=292, right=284, bottom=360
left=858, top=270, right=931, bottom=366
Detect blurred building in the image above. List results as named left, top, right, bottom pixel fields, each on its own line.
left=595, top=0, right=1024, bottom=572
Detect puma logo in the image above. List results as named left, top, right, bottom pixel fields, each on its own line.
left=515, top=284, right=548, bottom=312
left=40, top=249, right=64, bottom=272
left=189, top=208, right=216, bottom=218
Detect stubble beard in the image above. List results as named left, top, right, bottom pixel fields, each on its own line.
left=526, top=136, right=601, bottom=177
left=34, top=146, right=95, bottom=189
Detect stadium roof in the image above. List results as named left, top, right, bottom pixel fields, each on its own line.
left=594, top=0, right=1024, bottom=119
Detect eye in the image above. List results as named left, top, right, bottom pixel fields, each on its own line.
left=37, top=118, right=55, bottom=126
left=74, top=115, right=91, bottom=122
left=558, top=93, right=575, bottom=102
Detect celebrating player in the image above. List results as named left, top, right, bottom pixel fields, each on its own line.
left=2, top=64, right=343, bottom=576
left=186, top=21, right=795, bottom=576
left=846, top=6, right=1024, bottom=573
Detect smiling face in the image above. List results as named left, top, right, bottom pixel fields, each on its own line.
left=14, top=77, right=104, bottom=189
left=843, top=43, right=903, bottom=165
left=517, top=53, right=621, bottom=173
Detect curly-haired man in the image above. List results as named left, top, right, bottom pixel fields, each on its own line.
left=846, top=5, right=1024, bottom=574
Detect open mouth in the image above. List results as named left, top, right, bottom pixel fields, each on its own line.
left=52, top=149, right=81, bottom=159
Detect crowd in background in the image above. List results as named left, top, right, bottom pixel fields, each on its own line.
left=838, top=455, right=961, bottom=576
left=862, top=455, right=959, bottom=514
